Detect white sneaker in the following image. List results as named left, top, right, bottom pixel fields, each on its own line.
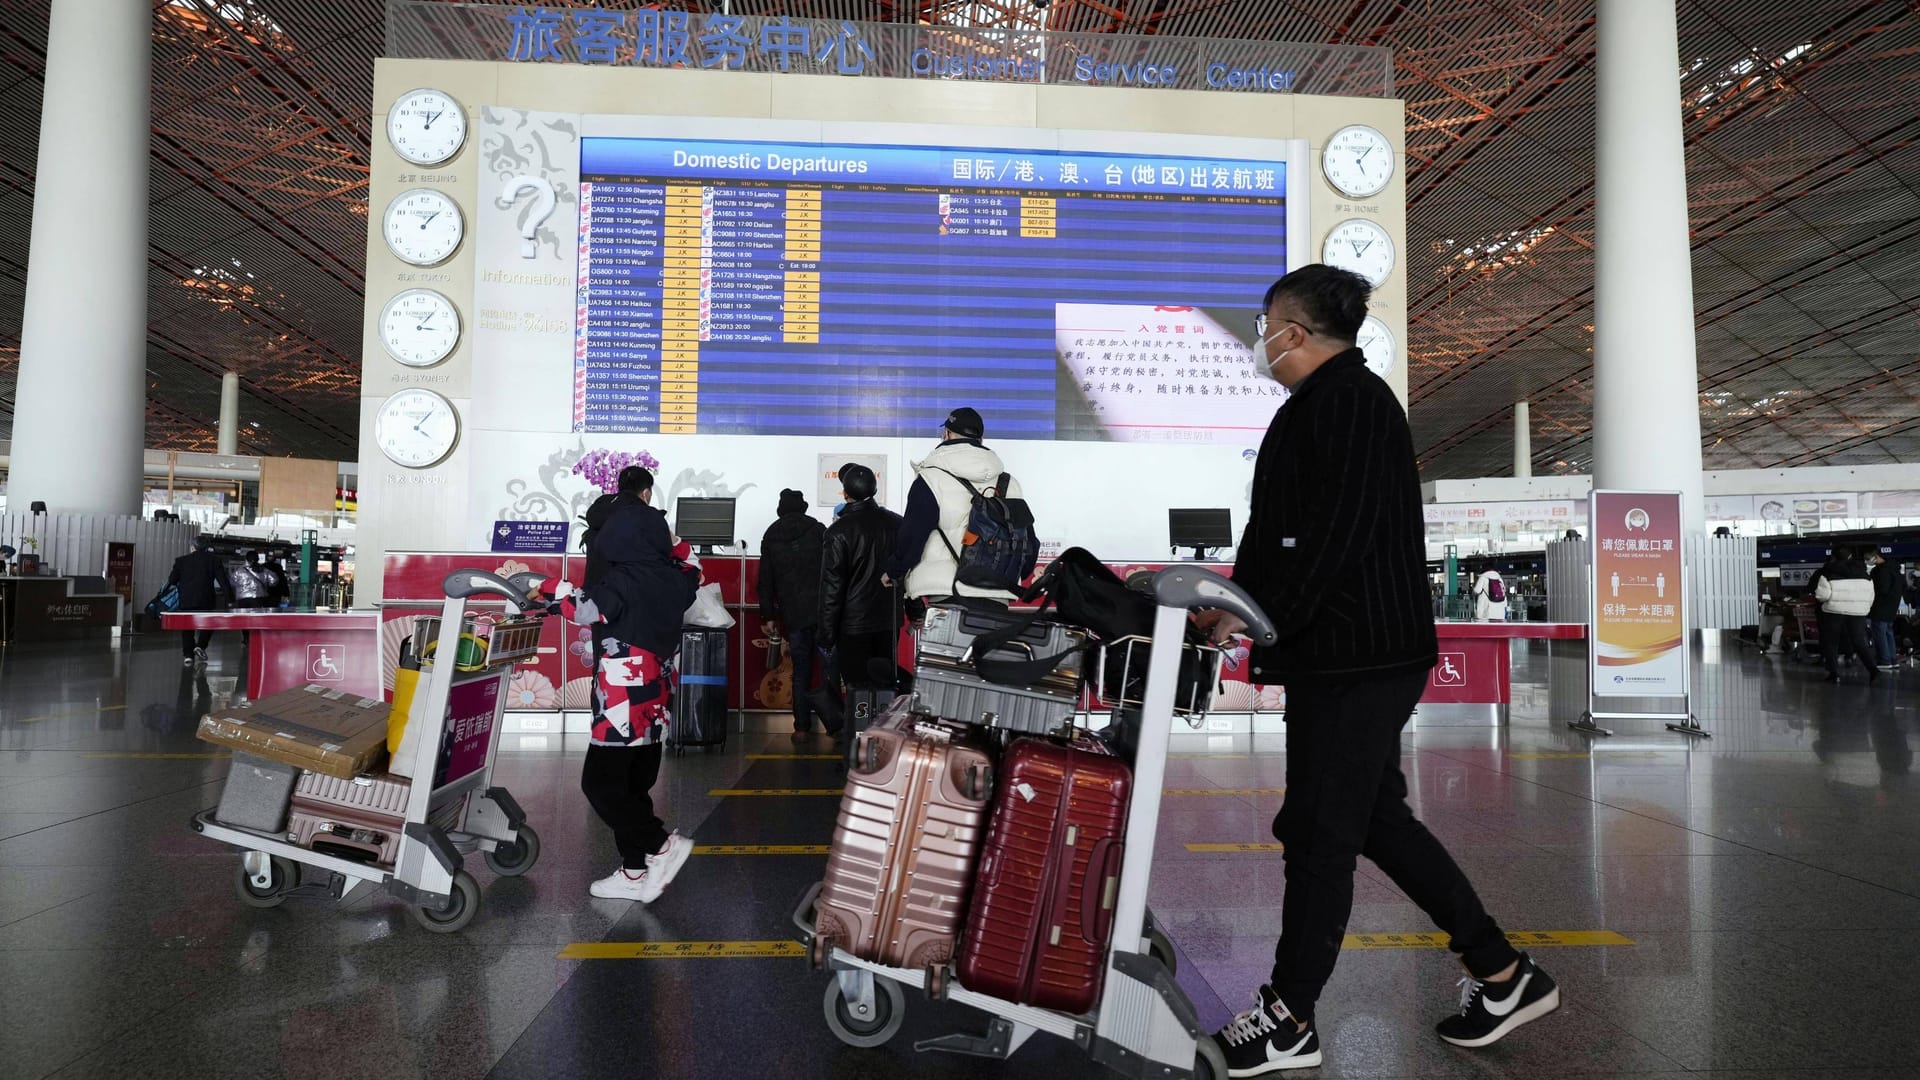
left=637, top=831, right=692, bottom=903
left=589, top=865, right=650, bottom=901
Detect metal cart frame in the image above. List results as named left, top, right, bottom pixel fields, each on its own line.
left=191, top=570, right=546, bottom=933
left=793, top=566, right=1277, bottom=1080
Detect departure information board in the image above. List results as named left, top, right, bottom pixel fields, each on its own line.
left=573, top=137, right=1288, bottom=440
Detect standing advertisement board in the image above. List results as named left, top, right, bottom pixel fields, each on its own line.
left=103, top=542, right=136, bottom=615
left=1590, top=490, right=1686, bottom=697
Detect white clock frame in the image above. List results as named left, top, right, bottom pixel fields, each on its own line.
left=385, top=88, right=467, bottom=167
left=374, top=388, right=460, bottom=469
left=1322, top=217, right=1396, bottom=287
left=1321, top=124, right=1394, bottom=199
left=379, top=288, right=462, bottom=368
left=382, top=188, right=465, bottom=267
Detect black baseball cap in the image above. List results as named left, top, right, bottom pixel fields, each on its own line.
left=943, top=407, right=984, bottom=439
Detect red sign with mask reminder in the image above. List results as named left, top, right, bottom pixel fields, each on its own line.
left=1590, top=491, right=1686, bottom=697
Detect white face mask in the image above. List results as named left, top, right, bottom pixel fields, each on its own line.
left=1252, top=329, right=1290, bottom=383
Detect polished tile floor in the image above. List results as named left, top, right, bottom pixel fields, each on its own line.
left=2, top=633, right=1917, bottom=1078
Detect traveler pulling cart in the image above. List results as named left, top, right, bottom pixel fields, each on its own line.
left=191, top=570, right=545, bottom=933
left=793, top=565, right=1277, bottom=1080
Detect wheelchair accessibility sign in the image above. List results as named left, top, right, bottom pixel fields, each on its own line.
left=307, top=644, right=346, bottom=682
left=1432, top=653, right=1467, bottom=687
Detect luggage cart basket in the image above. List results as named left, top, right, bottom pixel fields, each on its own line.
left=191, top=570, right=547, bottom=933
left=794, top=566, right=1277, bottom=1079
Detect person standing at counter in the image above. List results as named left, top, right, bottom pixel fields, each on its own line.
left=168, top=537, right=230, bottom=668
left=1201, top=265, right=1558, bottom=1073
left=759, top=489, right=826, bottom=744
left=1472, top=564, right=1508, bottom=622
left=885, top=406, right=1027, bottom=618
left=534, top=468, right=700, bottom=904
left=819, top=464, right=902, bottom=715
left=1868, top=550, right=1901, bottom=670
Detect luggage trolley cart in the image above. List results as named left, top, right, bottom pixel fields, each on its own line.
left=793, top=566, right=1277, bottom=1080
left=192, top=570, right=547, bottom=933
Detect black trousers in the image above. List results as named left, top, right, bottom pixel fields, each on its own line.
left=787, top=625, right=821, bottom=732
left=180, top=629, right=212, bottom=657
left=1823, top=613, right=1879, bottom=675
left=833, top=629, right=899, bottom=690
left=1271, top=671, right=1519, bottom=1019
left=580, top=742, right=668, bottom=869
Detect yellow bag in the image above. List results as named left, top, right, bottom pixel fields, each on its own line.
left=389, top=665, right=422, bottom=754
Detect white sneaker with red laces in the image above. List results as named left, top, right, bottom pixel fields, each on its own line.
left=637, top=831, right=692, bottom=903
left=589, top=865, right=649, bottom=901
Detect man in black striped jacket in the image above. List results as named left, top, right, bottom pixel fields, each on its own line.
left=1202, top=265, right=1559, bottom=1076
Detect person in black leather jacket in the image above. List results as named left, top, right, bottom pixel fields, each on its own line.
left=818, top=463, right=902, bottom=692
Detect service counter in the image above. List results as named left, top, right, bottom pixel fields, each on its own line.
left=2, top=576, right=123, bottom=644
left=162, top=610, right=381, bottom=700
left=1419, top=621, right=1588, bottom=726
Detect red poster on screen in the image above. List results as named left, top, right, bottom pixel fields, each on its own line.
left=1590, top=491, right=1686, bottom=697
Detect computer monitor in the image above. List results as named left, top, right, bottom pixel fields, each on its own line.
left=675, top=498, right=737, bottom=549
left=1169, top=508, right=1234, bottom=560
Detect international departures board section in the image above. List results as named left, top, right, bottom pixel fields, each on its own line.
left=573, top=137, right=1289, bottom=440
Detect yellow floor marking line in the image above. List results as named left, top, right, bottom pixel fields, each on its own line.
left=1345, top=930, right=1634, bottom=950
left=707, top=788, right=842, bottom=796
left=560, top=940, right=805, bottom=960
left=1186, top=842, right=1285, bottom=853
left=1161, top=788, right=1286, bottom=797
left=81, top=752, right=231, bottom=760
left=693, top=844, right=829, bottom=855
left=21, top=704, right=127, bottom=724
left=743, top=754, right=841, bottom=760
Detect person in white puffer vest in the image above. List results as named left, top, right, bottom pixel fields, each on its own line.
left=885, top=407, right=1024, bottom=616
left=1814, top=546, right=1881, bottom=683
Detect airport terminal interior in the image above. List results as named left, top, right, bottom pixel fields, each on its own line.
left=5, top=2, right=1920, bottom=1079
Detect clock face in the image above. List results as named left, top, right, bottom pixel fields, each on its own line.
left=383, top=188, right=464, bottom=267
left=379, top=289, right=461, bottom=367
left=375, top=389, right=459, bottom=469
left=1322, top=124, right=1394, bottom=199
left=1357, top=316, right=1397, bottom=377
left=1322, top=218, right=1395, bottom=286
left=386, top=88, right=466, bottom=167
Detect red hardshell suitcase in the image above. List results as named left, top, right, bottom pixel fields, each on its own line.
left=814, top=702, right=993, bottom=974
left=957, top=736, right=1132, bottom=1014
left=285, top=771, right=411, bottom=866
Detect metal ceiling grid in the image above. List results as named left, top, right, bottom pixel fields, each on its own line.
left=0, top=0, right=1915, bottom=477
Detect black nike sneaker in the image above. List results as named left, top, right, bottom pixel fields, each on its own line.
left=1436, top=952, right=1561, bottom=1048
left=1213, top=984, right=1322, bottom=1076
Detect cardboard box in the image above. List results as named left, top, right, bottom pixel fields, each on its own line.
left=198, top=685, right=390, bottom=780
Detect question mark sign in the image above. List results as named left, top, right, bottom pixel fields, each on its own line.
left=498, top=175, right=557, bottom=260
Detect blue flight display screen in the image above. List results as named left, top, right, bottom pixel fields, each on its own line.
left=573, top=137, right=1288, bottom=441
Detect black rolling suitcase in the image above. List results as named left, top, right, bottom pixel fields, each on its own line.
left=671, top=627, right=729, bottom=753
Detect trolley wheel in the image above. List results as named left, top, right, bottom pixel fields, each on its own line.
left=1194, top=1034, right=1228, bottom=1080
left=810, top=931, right=833, bottom=971
left=484, top=824, right=541, bottom=877
left=925, top=963, right=950, bottom=1002
left=233, top=855, right=296, bottom=908
left=823, top=975, right=905, bottom=1049
left=411, top=870, right=481, bottom=934
left=1146, top=925, right=1178, bottom=977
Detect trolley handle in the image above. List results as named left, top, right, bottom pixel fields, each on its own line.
left=1150, top=566, right=1278, bottom=645
left=442, top=570, right=540, bottom=613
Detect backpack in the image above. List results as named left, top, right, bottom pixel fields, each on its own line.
left=1486, top=576, right=1505, bottom=603
left=145, top=583, right=181, bottom=618
left=928, top=468, right=1039, bottom=594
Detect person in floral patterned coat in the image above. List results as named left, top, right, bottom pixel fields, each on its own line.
left=532, top=469, right=699, bottom=902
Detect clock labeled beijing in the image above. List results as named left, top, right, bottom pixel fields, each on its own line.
left=1322, top=218, right=1395, bottom=286
left=379, top=289, right=461, bottom=367
left=1322, top=124, right=1393, bottom=199
left=386, top=88, right=466, bottom=167
left=375, top=389, right=459, bottom=468
left=383, top=188, right=464, bottom=267
left=1357, top=316, right=1397, bottom=377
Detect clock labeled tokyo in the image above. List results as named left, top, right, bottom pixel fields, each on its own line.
left=1322, top=218, right=1395, bottom=286
left=1322, top=124, right=1393, bottom=199
left=386, top=88, right=466, bottom=167
left=383, top=188, right=464, bottom=266
left=1357, top=316, right=1397, bottom=377
left=379, top=289, right=461, bottom=367
left=375, top=389, right=459, bottom=468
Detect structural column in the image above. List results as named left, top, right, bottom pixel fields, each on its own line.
left=218, top=373, right=240, bottom=456
left=9, top=0, right=151, bottom=516
left=1592, top=0, right=1706, bottom=535
left=1513, top=401, right=1533, bottom=478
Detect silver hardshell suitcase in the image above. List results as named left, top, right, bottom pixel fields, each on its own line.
left=917, top=603, right=1090, bottom=679
left=911, top=655, right=1083, bottom=735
